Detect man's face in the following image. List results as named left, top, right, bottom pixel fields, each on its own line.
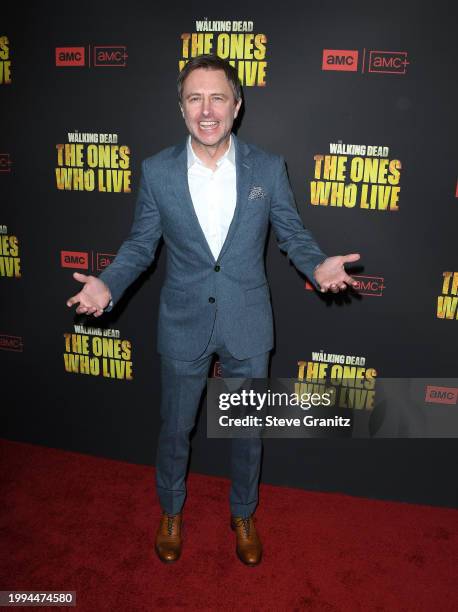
left=180, top=68, right=242, bottom=150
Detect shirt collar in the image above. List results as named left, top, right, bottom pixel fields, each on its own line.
left=187, top=134, right=235, bottom=170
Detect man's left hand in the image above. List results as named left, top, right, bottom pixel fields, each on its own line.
left=313, top=254, right=360, bottom=293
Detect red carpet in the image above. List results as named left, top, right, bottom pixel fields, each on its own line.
left=1, top=439, right=457, bottom=611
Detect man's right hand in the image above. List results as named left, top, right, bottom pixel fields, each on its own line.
left=66, top=272, right=112, bottom=317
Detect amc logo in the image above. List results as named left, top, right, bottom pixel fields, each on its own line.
left=305, top=274, right=386, bottom=297
left=368, top=51, right=410, bottom=74
left=322, top=50, right=358, bottom=72
left=55, top=47, right=85, bottom=67
left=353, top=275, right=386, bottom=297
left=96, top=252, right=115, bottom=271
left=425, top=386, right=458, bottom=405
left=61, top=250, right=89, bottom=269
left=0, top=153, right=12, bottom=172
left=94, top=46, right=128, bottom=67
left=61, top=250, right=116, bottom=271
left=0, top=334, right=24, bottom=352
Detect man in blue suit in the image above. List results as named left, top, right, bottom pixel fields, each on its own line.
left=67, top=54, right=359, bottom=566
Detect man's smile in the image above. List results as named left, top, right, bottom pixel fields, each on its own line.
left=199, top=120, right=219, bottom=130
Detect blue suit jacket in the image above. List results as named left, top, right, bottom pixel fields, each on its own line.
left=99, top=134, right=327, bottom=360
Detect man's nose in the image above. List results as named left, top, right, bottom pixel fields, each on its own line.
left=202, top=98, right=211, bottom=115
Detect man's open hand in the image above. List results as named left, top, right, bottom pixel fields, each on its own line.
left=66, top=272, right=111, bottom=317
left=314, top=254, right=360, bottom=293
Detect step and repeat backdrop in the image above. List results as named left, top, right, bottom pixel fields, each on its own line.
left=1, top=2, right=457, bottom=506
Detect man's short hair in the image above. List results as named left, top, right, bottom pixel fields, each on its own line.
left=177, top=54, right=242, bottom=104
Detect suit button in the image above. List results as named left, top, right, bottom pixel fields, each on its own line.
left=214, top=265, right=220, bottom=272
left=208, top=297, right=215, bottom=303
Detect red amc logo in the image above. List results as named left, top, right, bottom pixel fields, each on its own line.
left=55, top=47, right=85, bottom=67
left=96, top=252, right=116, bottom=271
left=61, top=250, right=89, bottom=269
left=368, top=51, right=409, bottom=74
left=322, top=49, right=358, bottom=72
left=94, top=46, right=128, bottom=67
left=0, top=334, right=23, bottom=352
left=353, top=275, right=386, bottom=297
left=0, top=153, right=12, bottom=172
left=305, top=275, right=386, bottom=296
left=425, top=386, right=458, bottom=405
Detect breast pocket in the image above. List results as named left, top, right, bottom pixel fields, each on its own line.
left=243, top=200, right=270, bottom=232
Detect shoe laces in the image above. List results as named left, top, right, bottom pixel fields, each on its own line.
left=234, top=516, right=251, bottom=537
left=165, top=513, right=178, bottom=536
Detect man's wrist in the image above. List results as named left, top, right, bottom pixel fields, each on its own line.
left=314, top=257, right=327, bottom=274
left=104, top=290, right=113, bottom=312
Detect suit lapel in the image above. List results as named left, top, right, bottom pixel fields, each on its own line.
left=217, top=135, right=252, bottom=262
left=170, top=140, right=216, bottom=262
left=169, top=135, right=253, bottom=264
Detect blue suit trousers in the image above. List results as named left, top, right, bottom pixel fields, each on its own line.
left=155, top=313, right=269, bottom=518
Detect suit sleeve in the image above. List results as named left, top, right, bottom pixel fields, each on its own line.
left=269, top=156, right=327, bottom=289
left=98, top=159, right=163, bottom=309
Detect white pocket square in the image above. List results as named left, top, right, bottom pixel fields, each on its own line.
left=248, top=186, right=265, bottom=200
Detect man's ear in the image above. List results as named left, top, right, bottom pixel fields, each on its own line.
left=234, top=98, right=242, bottom=119
left=179, top=103, right=184, bottom=116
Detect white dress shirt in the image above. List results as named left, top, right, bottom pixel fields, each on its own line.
left=187, top=135, right=237, bottom=261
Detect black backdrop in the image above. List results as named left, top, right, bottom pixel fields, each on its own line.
left=1, top=1, right=457, bottom=508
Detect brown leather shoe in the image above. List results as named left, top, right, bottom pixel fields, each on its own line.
left=231, top=515, right=262, bottom=566
left=155, top=511, right=183, bottom=563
